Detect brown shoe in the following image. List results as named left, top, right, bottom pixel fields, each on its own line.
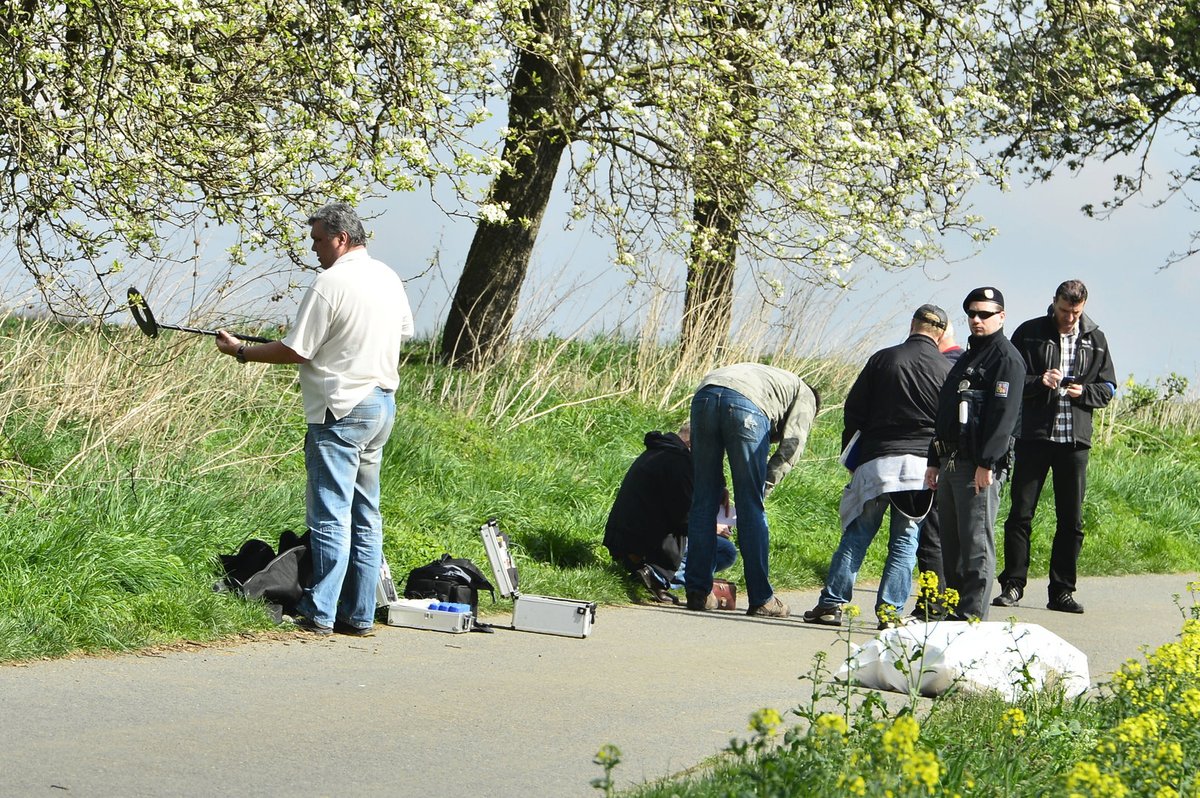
left=686, top=591, right=718, bottom=611
left=747, top=596, right=790, bottom=618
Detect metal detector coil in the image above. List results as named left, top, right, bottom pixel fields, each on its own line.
left=127, top=287, right=273, bottom=344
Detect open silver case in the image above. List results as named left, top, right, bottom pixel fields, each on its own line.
left=377, top=555, right=474, bottom=634
left=479, top=518, right=596, bottom=638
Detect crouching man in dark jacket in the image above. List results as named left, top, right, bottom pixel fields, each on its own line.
left=604, top=424, right=738, bottom=602
left=994, top=279, right=1117, bottom=614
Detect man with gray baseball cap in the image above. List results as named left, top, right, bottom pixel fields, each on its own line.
left=804, top=304, right=950, bottom=629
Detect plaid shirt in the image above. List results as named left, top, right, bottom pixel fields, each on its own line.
left=1051, top=330, right=1078, bottom=443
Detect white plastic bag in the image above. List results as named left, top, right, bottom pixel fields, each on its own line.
left=835, top=621, right=1090, bottom=701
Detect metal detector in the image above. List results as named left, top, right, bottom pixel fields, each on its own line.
left=127, top=286, right=274, bottom=343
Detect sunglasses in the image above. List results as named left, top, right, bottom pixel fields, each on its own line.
left=966, top=308, right=1000, bottom=320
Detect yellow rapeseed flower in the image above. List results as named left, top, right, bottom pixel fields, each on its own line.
left=815, top=713, right=849, bottom=738
left=1174, top=688, right=1200, bottom=722
left=837, top=774, right=867, bottom=796
left=1001, top=707, right=1027, bottom=738
left=902, top=749, right=943, bottom=792
left=1066, top=761, right=1130, bottom=798
left=882, top=714, right=920, bottom=757
left=749, top=707, right=783, bottom=736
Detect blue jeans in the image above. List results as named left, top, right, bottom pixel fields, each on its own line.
left=296, top=388, right=396, bottom=629
left=685, top=385, right=775, bottom=607
left=818, top=494, right=921, bottom=613
left=671, top=535, right=739, bottom=588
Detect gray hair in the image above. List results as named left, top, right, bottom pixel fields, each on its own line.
left=308, top=202, right=367, bottom=246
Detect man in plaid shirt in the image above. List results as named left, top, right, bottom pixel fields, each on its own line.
left=994, top=280, right=1117, bottom=614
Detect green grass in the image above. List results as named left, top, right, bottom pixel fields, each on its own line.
left=0, top=322, right=1197, bottom=663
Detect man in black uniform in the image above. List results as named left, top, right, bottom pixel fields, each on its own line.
left=925, top=287, right=1026, bottom=620
left=994, top=280, right=1117, bottom=614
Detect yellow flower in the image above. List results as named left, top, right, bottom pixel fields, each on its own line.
left=882, top=714, right=920, bottom=757
left=1001, top=707, right=1027, bottom=738
left=845, top=604, right=862, bottom=619
left=1174, top=688, right=1200, bottom=721
left=748, top=707, right=783, bottom=736
left=593, top=743, right=621, bottom=767
left=837, top=774, right=867, bottom=796
left=814, top=713, right=849, bottom=738
left=902, top=749, right=943, bottom=791
left=1112, top=710, right=1166, bottom=748
left=1066, top=761, right=1129, bottom=798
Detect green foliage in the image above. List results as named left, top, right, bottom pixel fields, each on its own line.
left=1121, top=372, right=1191, bottom=416
left=0, top=0, right=507, bottom=310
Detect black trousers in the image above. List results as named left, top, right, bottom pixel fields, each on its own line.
left=999, top=438, right=1090, bottom=596
left=916, top=497, right=945, bottom=595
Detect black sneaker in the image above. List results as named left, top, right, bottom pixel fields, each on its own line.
left=909, top=602, right=946, bottom=622
left=1048, top=592, right=1085, bottom=614
left=686, top=591, right=718, bottom=611
left=801, top=604, right=843, bottom=626
left=877, top=617, right=910, bottom=631
left=333, top=621, right=376, bottom=637
left=992, top=584, right=1022, bottom=608
left=291, top=615, right=333, bottom=636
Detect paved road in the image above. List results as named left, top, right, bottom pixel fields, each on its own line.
left=1, top=573, right=1195, bottom=797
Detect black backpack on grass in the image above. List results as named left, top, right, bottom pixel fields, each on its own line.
left=215, top=530, right=312, bottom=623
left=403, top=553, right=495, bottom=618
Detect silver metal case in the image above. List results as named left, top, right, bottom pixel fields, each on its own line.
left=383, top=599, right=472, bottom=634
left=480, top=519, right=596, bottom=638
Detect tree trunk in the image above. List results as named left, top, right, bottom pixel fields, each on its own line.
left=679, top=4, right=762, bottom=366
left=681, top=193, right=740, bottom=366
left=439, top=0, right=575, bottom=368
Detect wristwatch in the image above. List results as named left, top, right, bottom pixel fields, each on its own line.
left=235, top=344, right=247, bottom=364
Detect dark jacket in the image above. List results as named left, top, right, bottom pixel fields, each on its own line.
left=1009, top=311, right=1117, bottom=447
left=930, top=328, right=1026, bottom=470
left=844, top=333, right=950, bottom=463
left=603, top=432, right=693, bottom=573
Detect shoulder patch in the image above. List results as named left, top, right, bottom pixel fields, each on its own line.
left=995, top=381, right=1010, bottom=398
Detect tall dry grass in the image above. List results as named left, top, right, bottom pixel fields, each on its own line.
left=0, top=314, right=302, bottom=492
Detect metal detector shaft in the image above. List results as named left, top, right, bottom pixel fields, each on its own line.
left=157, top=321, right=273, bottom=344
left=127, top=286, right=274, bottom=344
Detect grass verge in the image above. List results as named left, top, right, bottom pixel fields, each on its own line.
left=0, top=320, right=1197, bottom=661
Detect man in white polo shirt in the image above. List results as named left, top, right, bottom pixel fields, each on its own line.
left=216, top=202, right=413, bottom=636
